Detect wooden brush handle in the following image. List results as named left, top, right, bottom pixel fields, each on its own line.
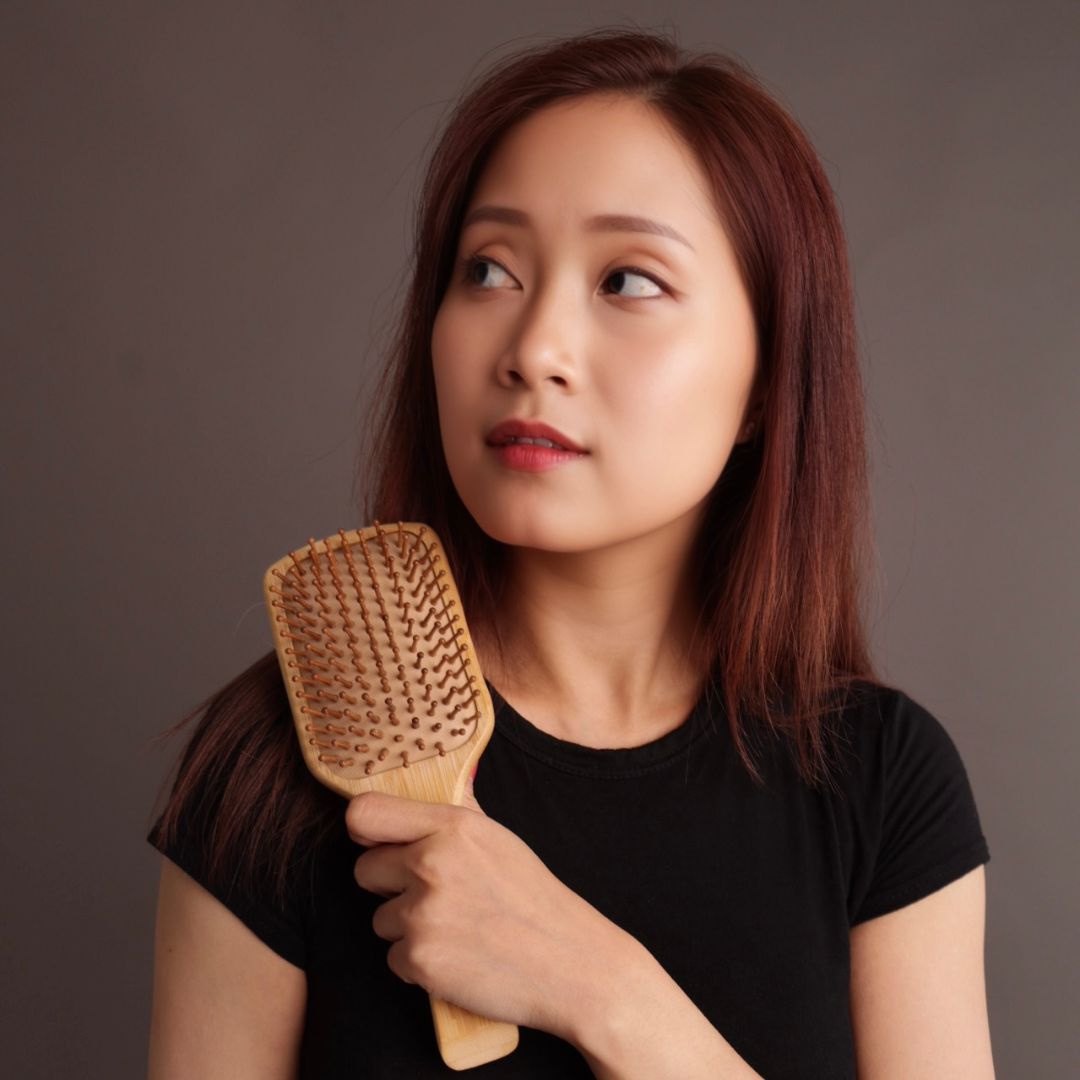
left=424, top=767, right=520, bottom=1069
left=430, top=997, right=520, bottom=1071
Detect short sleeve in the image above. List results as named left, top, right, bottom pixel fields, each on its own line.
left=147, top=763, right=310, bottom=970
left=848, top=689, right=990, bottom=926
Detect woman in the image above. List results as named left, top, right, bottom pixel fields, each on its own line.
left=146, top=28, right=994, bottom=1078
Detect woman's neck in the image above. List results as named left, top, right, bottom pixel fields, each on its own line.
left=473, top=541, right=706, bottom=748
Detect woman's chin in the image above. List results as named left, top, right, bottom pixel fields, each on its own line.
left=467, top=504, right=591, bottom=553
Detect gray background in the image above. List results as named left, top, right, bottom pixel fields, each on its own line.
left=3, top=1, right=1077, bottom=1076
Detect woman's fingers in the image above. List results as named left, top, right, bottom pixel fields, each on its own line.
left=353, top=842, right=410, bottom=898
left=346, top=790, right=458, bottom=846
left=370, top=892, right=410, bottom=942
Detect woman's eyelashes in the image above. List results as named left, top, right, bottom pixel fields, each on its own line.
left=457, top=253, right=669, bottom=300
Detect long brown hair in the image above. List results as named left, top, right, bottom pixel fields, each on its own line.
left=148, top=27, right=885, bottom=908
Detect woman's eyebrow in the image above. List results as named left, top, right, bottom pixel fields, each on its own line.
left=461, top=204, right=695, bottom=253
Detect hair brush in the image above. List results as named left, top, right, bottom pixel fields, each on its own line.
left=263, top=521, right=519, bottom=1071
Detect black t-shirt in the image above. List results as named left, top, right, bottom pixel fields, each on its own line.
left=147, top=678, right=990, bottom=1078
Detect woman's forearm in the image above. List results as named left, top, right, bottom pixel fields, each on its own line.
left=567, top=930, right=763, bottom=1080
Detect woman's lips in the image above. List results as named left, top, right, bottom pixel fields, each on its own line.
left=488, top=442, right=589, bottom=472
left=485, top=418, right=586, bottom=452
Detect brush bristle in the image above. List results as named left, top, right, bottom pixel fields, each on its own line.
left=266, top=522, right=482, bottom=781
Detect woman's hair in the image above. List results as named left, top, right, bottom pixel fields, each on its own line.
left=148, top=27, right=886, bottom=907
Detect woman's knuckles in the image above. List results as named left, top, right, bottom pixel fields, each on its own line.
left=386, top=940, right=420, bottom=986
left=392, top=930, right=449, bottom=984
left=370, top=898, right=403, bottom=940
left=412, top=846, right=447, bottom=886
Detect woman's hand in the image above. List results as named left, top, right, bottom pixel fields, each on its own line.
left=347, top=782, right=765, bottom=1078
left=346, top=774, right=629, bottom=1041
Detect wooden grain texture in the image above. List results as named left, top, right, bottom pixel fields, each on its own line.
left=264, top=522, right=519, bottom=1070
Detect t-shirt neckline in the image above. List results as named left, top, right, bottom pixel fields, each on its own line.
left=483, top=677, right=715, bottom=777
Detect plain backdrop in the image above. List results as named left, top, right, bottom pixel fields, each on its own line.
left=2, top=1, right=1077, bottom=1076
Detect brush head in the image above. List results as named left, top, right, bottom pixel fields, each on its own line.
left=263, top=521, right=494, bottom=801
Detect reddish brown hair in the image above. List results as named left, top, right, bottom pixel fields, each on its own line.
left=149, top=27, right=885, bottom=907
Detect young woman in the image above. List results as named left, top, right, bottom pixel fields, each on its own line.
left=146, top=28, right=994, bottom=1079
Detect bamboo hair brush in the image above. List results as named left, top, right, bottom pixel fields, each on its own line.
left=263, top=521, right=519, bottom=1071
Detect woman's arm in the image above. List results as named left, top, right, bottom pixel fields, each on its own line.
left=849, top=865, right=995, bottom=1078
left=568, top=929, right=763, bottom=1080
left=147, top=858, right=307, bottom=1080
left=569, top=866, right=995, bottom=1079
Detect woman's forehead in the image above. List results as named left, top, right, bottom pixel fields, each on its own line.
left=462, top=97, right=725, bottom=261
left=464, top=97, right=722, bottom=251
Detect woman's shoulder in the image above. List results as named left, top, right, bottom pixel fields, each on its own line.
left=829, top=677, right=969, bottom=763
left=828, top=679, right=991, bottom=924
left=147, top=650, right=342, bottom=940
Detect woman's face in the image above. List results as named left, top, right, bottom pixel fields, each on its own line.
left=431, top=93, right=758, bottom=555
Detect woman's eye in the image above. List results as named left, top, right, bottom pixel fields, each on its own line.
left=601, top=267, right=666, bottom=299
left=460, top=255, right=513, bottom=290
left=459, top=255, right=667, bottom=299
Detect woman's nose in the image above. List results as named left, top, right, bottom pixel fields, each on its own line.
left=495, top=287, right=579, bottom=390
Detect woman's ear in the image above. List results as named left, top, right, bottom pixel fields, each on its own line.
left=736, top=379, right=766, bottom=443
left=737, top=417, right=759, bottom=443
